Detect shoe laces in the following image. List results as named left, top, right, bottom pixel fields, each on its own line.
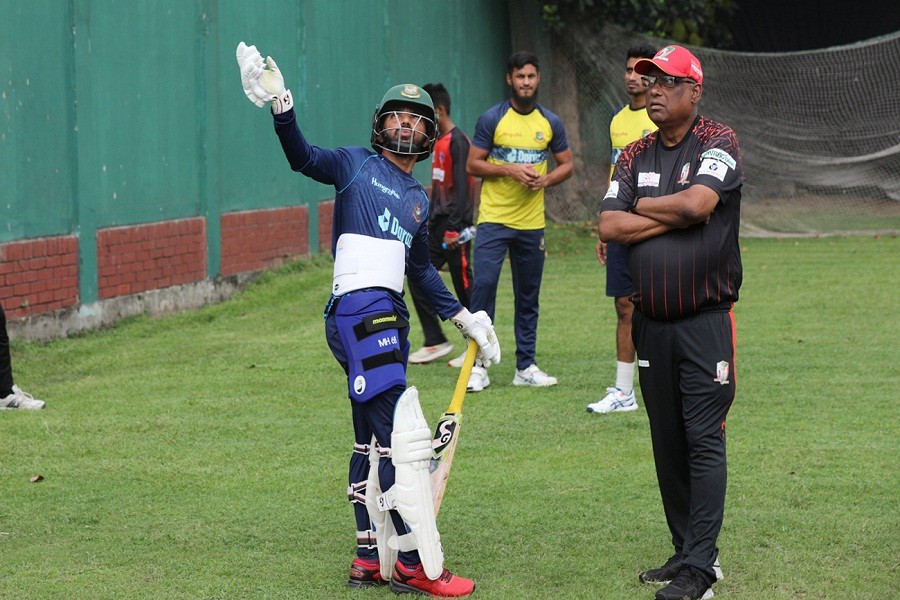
left=438, top=568, right=453, bottom=583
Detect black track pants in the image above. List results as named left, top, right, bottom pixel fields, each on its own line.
left=633, top=309, right=737, bottom=583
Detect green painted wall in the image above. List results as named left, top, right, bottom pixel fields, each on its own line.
left=0, top=0, right=513, bottom=303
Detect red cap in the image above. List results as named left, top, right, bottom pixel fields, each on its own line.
left=634, top=45, right=703, bottom=84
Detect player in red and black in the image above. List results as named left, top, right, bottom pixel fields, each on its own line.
left=599, top=45, right=743, bottom=600
left=407, top=83, right=476, bottom=365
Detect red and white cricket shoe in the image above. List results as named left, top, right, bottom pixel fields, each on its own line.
left=390, top=561, right=475, bottom=597
left=348, top=556, right=386, bottom=588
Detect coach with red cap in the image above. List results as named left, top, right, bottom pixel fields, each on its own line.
left=599, top=45, right=744, bottom=600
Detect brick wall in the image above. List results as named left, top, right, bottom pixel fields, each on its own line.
left=97, top=218, right=207, bottom=300
left=0, top=236, right=79, bottom=318
left=318, top=200, right=334, bottom=254
left=220, top=206, right=309, bottom=276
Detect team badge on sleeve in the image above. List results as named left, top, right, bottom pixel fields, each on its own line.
left=698, top=148, right=737, bottom=182
left=604, top=181, right=619, bottom=200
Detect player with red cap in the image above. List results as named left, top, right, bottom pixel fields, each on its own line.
left=600, top=45, right=743, bottom=600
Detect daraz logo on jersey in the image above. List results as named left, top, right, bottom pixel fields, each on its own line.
left=376, top=207, right=413, bottom=247
left=378, top=208, right=392, bottom=232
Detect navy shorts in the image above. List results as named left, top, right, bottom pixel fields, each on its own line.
left=605, top=242, right=633, bottom=298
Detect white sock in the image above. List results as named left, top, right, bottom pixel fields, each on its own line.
left=615, top=360, right=635, bottom=393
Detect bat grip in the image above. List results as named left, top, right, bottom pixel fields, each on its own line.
left=447, top=339, right=478, bottom=414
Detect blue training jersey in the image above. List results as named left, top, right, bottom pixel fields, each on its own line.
left=273, top=108, right=462, bottom=320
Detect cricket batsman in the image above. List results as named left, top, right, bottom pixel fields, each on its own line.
left=236, top=42, right=500, bottom=597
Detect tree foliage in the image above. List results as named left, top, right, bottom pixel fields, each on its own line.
left=542, top=0, right=737, bottom=48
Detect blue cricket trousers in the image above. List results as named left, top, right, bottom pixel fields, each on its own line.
left=470, top=223, right=546, bottom=370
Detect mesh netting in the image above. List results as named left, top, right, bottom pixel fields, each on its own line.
left=542, top=23, right=900, bottom=235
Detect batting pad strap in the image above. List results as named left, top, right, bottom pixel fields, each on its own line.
left=376, top=489, right=397, bottom=512
left=347, top=480, right=366, bottom=504
left=361, top=348, right=404, bottom=371
left=353, top=442, right=371, bottom=455
left=353, top=312, right=410, bottom=340
left=356, top=529, right=377, bottom=550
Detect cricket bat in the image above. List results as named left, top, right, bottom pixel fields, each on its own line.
left=429, top=338, right=478, bottom=517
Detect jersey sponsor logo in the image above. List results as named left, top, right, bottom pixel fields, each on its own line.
left=698, top=158, right=727, bottom=182
left=371, top=176, right=401, bottom=200
left=489, top=146, right=548, bottom=165
left=378, top=208, right=392, bottom=232
left=432, top=167, right=446, bottom=182
left=412, top=200, right=424, bottom=223
left=604, top=180, right=620, bottom=200
left=638, top=359, right=650, bottom=367
left=377, top=207, right=414, bottom=246
left=676, top=163, right=691, bottom=185
left=638, top=171, right=661, bottom=187
left=354, top=375, right=366, bottom=395
left=713, top=360, right=730, bottom=385
left=700, top=148, right=737, bottom=169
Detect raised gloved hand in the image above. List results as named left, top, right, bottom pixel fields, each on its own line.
left=451, top=309, right=501, bottom=367
left=236, top=41, right=293, bottom=114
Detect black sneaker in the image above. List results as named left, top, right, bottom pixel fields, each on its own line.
left=656, top=565, right=714, bottom=600
left=639, top=553, right=682, bottom=584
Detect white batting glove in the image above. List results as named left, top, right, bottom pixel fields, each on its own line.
left=451, top=309, right=501, bottom=367
left=236, top=41, right=293, bottom=114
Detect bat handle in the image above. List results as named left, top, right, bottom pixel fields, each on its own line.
left=447, top=339, right=478, bottom=413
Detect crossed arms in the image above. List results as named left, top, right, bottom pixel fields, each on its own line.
left=599, top=184, right=720, bottom=245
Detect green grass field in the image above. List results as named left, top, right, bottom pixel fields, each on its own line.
left=2, top=226, right=897, bottom=599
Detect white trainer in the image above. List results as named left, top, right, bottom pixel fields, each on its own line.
left=587, top=387, right=637, bottom=413
left=0, top=385, right=46, bottom=410
left=447, top=351, right=467, bottom=368
left=466, top=365, right=490, bottom=392
left=512, top=364, right=558, bottom=387
left=713, top=556, right=724, bottom=582
left=408, top=342, right=454, bottom=364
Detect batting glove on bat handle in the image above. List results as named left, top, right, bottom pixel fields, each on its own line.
left=451, top=308, right=501, bottom=367
left=236, top=42, right=294, bottom=114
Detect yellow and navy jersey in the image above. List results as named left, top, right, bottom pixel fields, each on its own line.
left=609, top=104, right=656, bottom=178
left=471, top=100, right=569, bottom=229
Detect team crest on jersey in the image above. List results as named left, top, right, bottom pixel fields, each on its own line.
left=412, top=200, right=424, bottom=223
left=676, top=163, right=691, bottom=185
left=713, top=360, right=730, bottom=385
left=535, top=131, right=545, bottom=142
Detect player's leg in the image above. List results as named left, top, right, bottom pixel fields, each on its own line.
left=508, top=228, right=556, bottom=386
left=364, top=385, right=475, bottom=597
left=469, top=223, right=513, bottom=321
left=588, top=243, right=637, bottom=413
left=676, top=310, right=736, bottom=586
left=408, top=222, right=453, bottom=363
left=632, top=312, right=691, bottom=565
left=467, top=223, right=512, bottom=391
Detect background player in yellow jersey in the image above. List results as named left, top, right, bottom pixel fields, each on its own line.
left=465, top=51, right=573, bottom=392
left=588, top=44, right=657, bottom=415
